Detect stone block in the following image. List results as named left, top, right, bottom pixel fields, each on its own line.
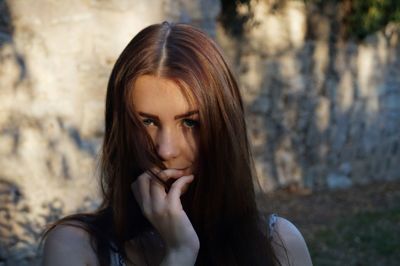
left=80, top=101, right=105, bottom=138
left=338, top=162, right=352, bottom=176
left=326, top=173, right=352, bottom=190
left=336, top=70, right=354, bottom=111
left=383, top=92, right=400, bottom=110
left=315, top=96, right=330, bottom=131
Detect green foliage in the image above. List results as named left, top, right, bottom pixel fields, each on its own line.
left=348, top=0, right=400, bottom=39
left=303, top=0, right=400, bottom=40
left=221, top=0, right=400, bottom=39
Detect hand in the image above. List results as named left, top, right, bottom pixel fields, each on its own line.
left=131, top=169, right=199, bottom=265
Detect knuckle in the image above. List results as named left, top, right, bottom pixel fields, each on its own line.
left=139, top=172, right=151, bottom=180
left=156, top=171, right=166, bottom=180
left=135, top=175, right=148, bottom=187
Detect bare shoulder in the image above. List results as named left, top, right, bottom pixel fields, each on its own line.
left=42, top=223, right=99, bottom=266
left=270, top=216, right=313, bottom=266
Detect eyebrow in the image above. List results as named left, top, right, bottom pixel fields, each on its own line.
left=138, top=110, right=199, bottom=120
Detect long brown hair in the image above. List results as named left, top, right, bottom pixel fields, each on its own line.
left=43, top=22, right=279, bottom=266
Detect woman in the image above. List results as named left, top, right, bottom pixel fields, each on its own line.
left=42, top=22, right=312, bottom=266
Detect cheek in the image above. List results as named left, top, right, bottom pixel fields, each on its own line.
left=180, top=129, right=195, bottom=158
left=145, top=127, right=157, bottom=142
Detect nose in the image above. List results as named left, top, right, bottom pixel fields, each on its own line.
left=156, top=127, right=180, bottom=161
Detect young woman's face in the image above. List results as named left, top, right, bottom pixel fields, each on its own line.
left=132, top=75, right=199, bottom=176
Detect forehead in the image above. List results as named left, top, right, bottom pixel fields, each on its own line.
left=131, top=75, right=197, bottom=113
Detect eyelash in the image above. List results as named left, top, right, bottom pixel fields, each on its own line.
left=141, top=118, right=199, bottom=128
left=142, top=118, right=156, bottom=126
left=182, top=119, right=199, bottom=128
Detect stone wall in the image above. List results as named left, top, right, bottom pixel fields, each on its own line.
left=0, top=0, right=220, bottom=265
left=217, top=0, right=400, bottom=192
left=0, top=0, right=399, bottom=265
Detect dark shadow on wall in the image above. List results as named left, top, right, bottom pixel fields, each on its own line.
left=0, top=0, right=27, bottom=83
left=0, top=176, right=98, bottom=265
left=0, top=179, right=24, bottom=264
left=0, top=0, right=12, bottom=43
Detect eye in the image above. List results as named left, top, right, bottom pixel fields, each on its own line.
left=182, top=119, right=199, bottom=128
left=142, top=118, right=156, bottom=127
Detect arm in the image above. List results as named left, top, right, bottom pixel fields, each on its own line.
left=270, top=217, right=313, bottom=266
left=131, top=169, right=199, bottom=266
left=42, top=224, right=99, bottom=266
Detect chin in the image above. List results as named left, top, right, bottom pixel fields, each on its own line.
left=181, top=169, right=192, bottom=176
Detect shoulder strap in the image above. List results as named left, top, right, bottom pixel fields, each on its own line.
left=268, top=213, right=278, bottom=240
left=109, top=242, right=127, bottom=266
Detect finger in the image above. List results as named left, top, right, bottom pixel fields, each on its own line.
left=157, top=169, right=185, bottom=183
left=131, top=172, right=151, bottom=214
left=167, top=175, right=194, bottom=209
left=147, top=167, right=169, bottom=187
left=148, top=166, right=161, bottom=176
left=149, top=177, right=167, bottom=215
left=149, top=173, right=167, bottom=201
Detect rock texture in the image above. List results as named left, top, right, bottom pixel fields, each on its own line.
left=0, top=0, right=220, bottom=265
left=217, top=0, right=400, bottom=193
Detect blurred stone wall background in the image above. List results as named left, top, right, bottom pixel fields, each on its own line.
left=223, top=0, right=400, bottom=192
left=0, top=0, right=399, bottom=265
